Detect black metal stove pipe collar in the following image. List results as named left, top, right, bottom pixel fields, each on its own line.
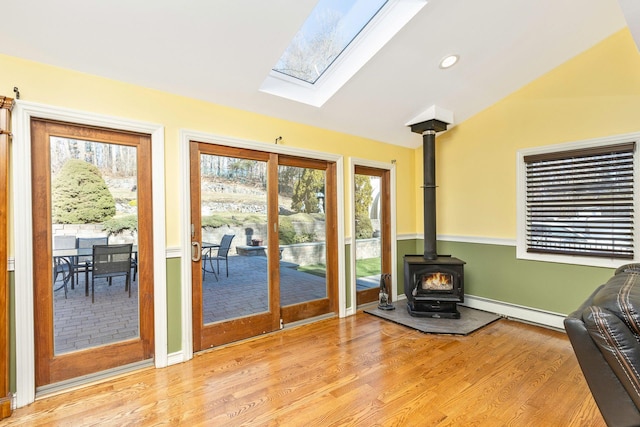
left=423, top=130, right=438, bottom=260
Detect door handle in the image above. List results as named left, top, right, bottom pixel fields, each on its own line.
left=192, top=241, right=201, bottom=262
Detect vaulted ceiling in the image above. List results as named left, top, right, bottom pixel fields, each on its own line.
left=1, top=0, right=635, bottom=148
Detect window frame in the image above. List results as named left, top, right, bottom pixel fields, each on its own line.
left=516, top=132, right=640, bottom=268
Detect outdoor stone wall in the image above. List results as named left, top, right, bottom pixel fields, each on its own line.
left=280, top=242, right=325, bottom=266
left=354, top=238, right=381, bottom=260
left=54, top=223, right=380, bottom=266
left=52, top=223, right=137, bottom=244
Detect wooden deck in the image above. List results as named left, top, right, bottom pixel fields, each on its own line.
left=10, top=312, right=604, bottom=426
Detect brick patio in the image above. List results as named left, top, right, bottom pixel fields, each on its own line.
left=53, top=255, right=378, bottom=354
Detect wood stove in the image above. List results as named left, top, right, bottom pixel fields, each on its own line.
left=404, top=255, right=465, bottom=318
left=404, top=118, right=465, bottom=318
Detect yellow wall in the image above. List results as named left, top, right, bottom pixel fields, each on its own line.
left=0, top=54, right=417, bottom=244
left=428, top=29, right=640, bottom=240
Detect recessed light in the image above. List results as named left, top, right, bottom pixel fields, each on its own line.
left=439, top=54, right=459, bottom=69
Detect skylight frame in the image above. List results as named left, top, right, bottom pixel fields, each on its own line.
left=260, top=0, right=428, bottom=107
left=272, top=0, right=389, bottom=85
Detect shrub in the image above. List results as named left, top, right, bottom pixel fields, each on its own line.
left=355, top=212, right=373, bottom=239
left=354, top=175, right=374, bottom=239
left=102, top=215, right=138, bottom=235
left=279, top=217, right=297, bottom=245
left=279, top=214, right=317, bottom=244
left=52, top=159, right=115, bottom=224
left=202, top=215, right=246, bottom=229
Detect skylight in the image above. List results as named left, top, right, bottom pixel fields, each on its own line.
left=272, top=0, right=388, bottom=85
left=260, top=0, right=428, bottom=107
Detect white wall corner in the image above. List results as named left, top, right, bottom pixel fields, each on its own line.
left=618, top=0, right=640, bottom=52
left=405, top=105, right=455, bottom=127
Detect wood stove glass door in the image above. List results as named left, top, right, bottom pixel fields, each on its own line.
left=190, top=142, right=280, bottom=350
left=354, top=166, right=391, bottom=306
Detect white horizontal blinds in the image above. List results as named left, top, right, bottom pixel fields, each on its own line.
left=524, top=142, right=635, bottom=259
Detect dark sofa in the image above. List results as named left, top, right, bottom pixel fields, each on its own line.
left=565, top=263, right=640, bottom=427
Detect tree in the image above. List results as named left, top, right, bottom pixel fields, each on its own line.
left=291, top=169, right=325, bottom=213
left=52, top=159, right=116, bottom=224
left=273, top=9, right=343, bottom=83
left=354, top=175, right=373, bottom=239
left=278, top=165, right=303, bottom=196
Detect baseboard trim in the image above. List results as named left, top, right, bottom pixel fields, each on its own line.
left=461, top=295, right=566, bottom=330
left=167, top=350, right=187, bottom=366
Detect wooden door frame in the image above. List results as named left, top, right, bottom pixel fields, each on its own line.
left=0, top=96, right=14, bottom=419
left=190, top=143, right=281, bottom=351
left=179, top=131, right=346, bottom=360
left=11, top=101, right=167, bottom=408
left=349, top=159, right=397, bottom=313
left=278, top=155, right=339, bottom=323
left=31, top=119, right=155, bottom=386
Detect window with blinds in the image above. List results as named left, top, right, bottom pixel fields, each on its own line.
left=524, top=142, right=635, bottom=259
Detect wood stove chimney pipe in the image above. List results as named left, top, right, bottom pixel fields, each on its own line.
left=409, top=119, right=449, bottom=260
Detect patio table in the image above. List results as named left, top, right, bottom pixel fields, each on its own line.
left=53, top=245, right=138, bottom=294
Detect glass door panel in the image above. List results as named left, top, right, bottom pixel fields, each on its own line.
left=50, top=137, right=139, bottom=355
left=200, top=154, right=269, bottom=323
left=278, top=156, right=336, bottom=324
left=191, top=144, right=338, bottom=348
left=191, top=143, right=280, bottom=351
left=278, top=165, right=328, bottom=307
left=355, top=166, right=391, bottom=306
left=32, top=119, right=153, bottom=388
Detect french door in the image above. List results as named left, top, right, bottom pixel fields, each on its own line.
left=355, top=165, right=391, bottom=306
left=31, top=119, right=155, bottom=387
left=190, top=142, right=338, bottom=351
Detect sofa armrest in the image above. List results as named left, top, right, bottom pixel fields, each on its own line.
left=565, top=285, right=640, bottom=426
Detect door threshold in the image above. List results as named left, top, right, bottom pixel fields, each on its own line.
left=35, top=359, right=154, bottom=399
left=357, top=301, right=380, bottom=311
left=283, top=312, right=336, bottom=330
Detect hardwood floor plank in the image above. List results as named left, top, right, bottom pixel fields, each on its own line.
left=7, top=313, right=605, bottom=426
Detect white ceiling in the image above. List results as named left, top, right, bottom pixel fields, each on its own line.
left=0, top=0, right=633, bottom=148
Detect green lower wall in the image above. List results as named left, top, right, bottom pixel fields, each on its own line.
left=344, top=247, right=352, bottom=309
left=9, top=273, right=14, bottom=393
left=433, top=240, right=614, bottom=314
left=166, top=257, right=182, bottom=354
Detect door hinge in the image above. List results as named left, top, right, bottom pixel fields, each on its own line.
left=280, top=319, right=284, bottom=329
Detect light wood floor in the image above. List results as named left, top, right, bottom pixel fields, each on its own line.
left=7, top=312, right=605, bottom=426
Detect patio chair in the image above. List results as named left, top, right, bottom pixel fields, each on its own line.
left=53, top=235, right=77, bottom=289
left=204, top=234, right=235, bottom=279
left=52, top=256, right=73, bottom=298
left=75, top=236, right=108, bottom=286
left=85, top=243, right=133, bottom=303
left=131, top=252, right=138, bottom=282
